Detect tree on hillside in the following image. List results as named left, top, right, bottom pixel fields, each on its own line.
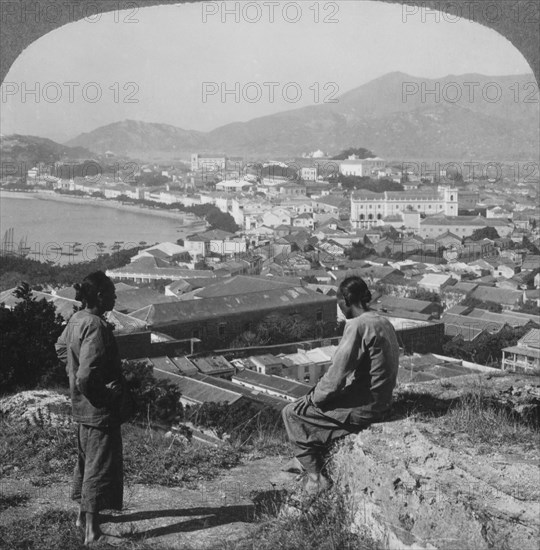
left=331, top=148, right=376, bottom=161
left=121, top=360, right=183, bottom=424
left=0, top=283, right=65, bottom=393
left=206, top=209, right=239, bottom=233
left=442, top=324, right=537, bottom=367
left=470, top=227, right=500, bottom=241
left=0, top=248, right=140, bottom=291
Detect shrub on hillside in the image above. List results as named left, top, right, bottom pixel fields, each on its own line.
left=0, top=283, right=65, bottom=394
left=121, top=360, right=183, bottom=425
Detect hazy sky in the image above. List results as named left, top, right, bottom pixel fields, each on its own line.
left=0, top=1, right=533, bottom=142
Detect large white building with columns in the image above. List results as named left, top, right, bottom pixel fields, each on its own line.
left=351, top=186, right=458, bottom=228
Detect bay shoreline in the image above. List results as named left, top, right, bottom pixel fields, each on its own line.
left=0, top=189, right=202, bottom=222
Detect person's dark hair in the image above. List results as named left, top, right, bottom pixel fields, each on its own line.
left=73, top=270, right=113, bottom=308
left=338, top=276, right=372, bottom=309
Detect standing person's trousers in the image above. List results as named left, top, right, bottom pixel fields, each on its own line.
left=282, top=400, right=371, bottom=474
left=72, top=424, right=123, bottom=513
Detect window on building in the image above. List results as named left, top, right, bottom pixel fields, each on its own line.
left=218, top=323, right=226, bottom=337
left=450, top=195, right=454, bottom=201
left=360, top=214, right=365, bottom=220
left=429, top=205, right=432, bottom=209
left=192, top=329, right=200, bottom=339
left=377, top=214, right=382, bottom=220
left=368, top=214, right=373, bottom=220
left=316, top=310, right=323, bottom=322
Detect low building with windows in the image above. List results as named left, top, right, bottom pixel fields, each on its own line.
left=502, top=329, right=540, bottom=373
left=129, top=277, right=337, bottom=351
left=250, top=355, right=284, bottom=375
left=419, top=214, right=514, bottom=239
left=184, top=229, right=247, bottom=258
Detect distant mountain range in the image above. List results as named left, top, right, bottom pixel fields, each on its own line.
left=5, top=72, right=540, bottom=163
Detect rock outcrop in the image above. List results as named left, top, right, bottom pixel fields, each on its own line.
left=0, top=390, right=71, bottom=427
left=331, top=374, right=540, bottom=550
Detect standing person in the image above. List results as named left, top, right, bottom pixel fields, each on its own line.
left=282, top=275, right=400, bottom=498
left=55, top=271, right=124, bottom=546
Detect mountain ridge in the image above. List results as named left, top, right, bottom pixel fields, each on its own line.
left=16, top=72, right=540, bottom=160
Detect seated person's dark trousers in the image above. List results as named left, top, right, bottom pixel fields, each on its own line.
left=282, top=400, right=371, bottom=474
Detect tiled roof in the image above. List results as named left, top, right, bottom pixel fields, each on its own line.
left=105, top=310, right=147, bottom=334
left=108, top=257, right=216, bottom=279
left=233, top=370, right=311, bottom=399
left=419, top=273, right=453, bottom=285
left=170, top=356, right=199, bottom=375
left=518, top=328, right=540, bottom=349
left=470, top=286, right=522, bottom=305
left=442, top=313, right=504, bottom=341
left=466, top=309, right=538, bottom=328
left=153, top=370, right=242, bottom=404
left=421, top=216, right=486, bottom=226
left=377, top=296, right=438, bottom=313
left=446, top=282, right=478, bottom=294
left=251, top=354, right=282, bottom=366
left=114, top=288, right=179, bottom=313
left=193, top=374, right=286, bottom=409
left=191, top=356, right=235, bottom=375
left=149, top=356, right=181, bottom=374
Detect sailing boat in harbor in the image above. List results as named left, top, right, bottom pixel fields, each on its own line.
left=1, top=228, right=32, bottom=258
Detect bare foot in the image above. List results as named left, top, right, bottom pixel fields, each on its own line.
left=302, top=473, right=331, bottom=497
left=76, top=510, right=85, bottom=530
left=84, top=512, right=102, bottom=546
left=86, top=534, right=124, bottom=547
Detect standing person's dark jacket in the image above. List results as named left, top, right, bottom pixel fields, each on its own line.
left=311, top=311, right=400, bottom=422
left=56, top=310, right=123, bottom=427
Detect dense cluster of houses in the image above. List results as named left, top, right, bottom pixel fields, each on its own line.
left=9, top=153, right=539, bottom=411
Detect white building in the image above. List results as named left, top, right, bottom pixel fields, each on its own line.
left=215, top=180, right=253, bottom=193
left=351, top=187, right=458, bottom=228
left=230, top=197, right=270, bottom=229
left=339, top=157, right=385, bottom=177
left=301, top=166, right=318, bottom=181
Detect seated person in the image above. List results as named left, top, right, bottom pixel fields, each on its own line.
left=282, top=275, right=400, bottom=496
